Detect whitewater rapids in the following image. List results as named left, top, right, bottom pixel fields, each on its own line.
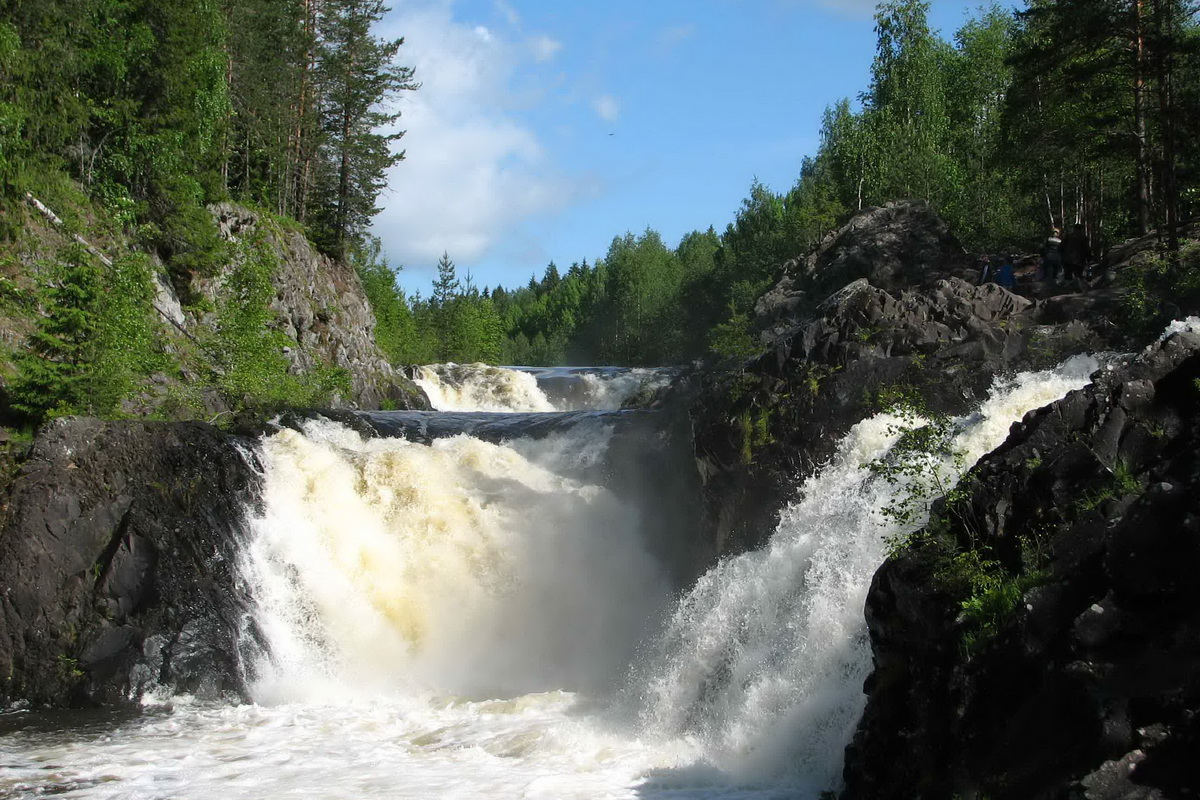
left=412, top=363, right=675, bottom=412
left=0, top=359, right=1102, bottom=799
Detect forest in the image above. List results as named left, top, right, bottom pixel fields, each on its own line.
left=2, top=0, right=1199, bottom=402
left=369, top=0, right=1200, bottom=367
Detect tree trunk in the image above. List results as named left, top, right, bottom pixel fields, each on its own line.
left=1152, top=0, right=1181, bottom=254
left=293, top=0, right=318, bottom=223
left=1133, top=0, right=1152, bottom=236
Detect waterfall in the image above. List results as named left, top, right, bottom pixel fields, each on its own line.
left=413, top=363, right=676, bottom=412
left=633, top=355, right=1101, bottom=792
left=242, top=417, right=674, bottom=703
left=412, top=364, right=558, bottom=412
left=0, top=356, right=1104, bottom=800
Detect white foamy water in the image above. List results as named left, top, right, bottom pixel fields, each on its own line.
left=634, top=355, right=1100, bottom=794
left=0, top=357, right=1101, bottom=800
left=413, top=363, right=674, bottom=412
left=1157, top=315, right=1200, bottom=341
left=413, top=363, right=558, bottom=412
left=243, top=418, right=672, bottom=701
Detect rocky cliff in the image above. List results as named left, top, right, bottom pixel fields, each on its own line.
left=842, top=326, right=1200, bottom=800
left=689, top=202, right=1107, bottom=558
left=1, top=192, right=428, bottom=421
left=177, top=203, right=427, bottom=412
left=754, top=199, right=974, bottom=342
left=0, top=418, right=262, bottom=706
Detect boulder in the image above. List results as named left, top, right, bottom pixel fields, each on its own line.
left=0, top=418, right=262, bottom=706
left=842, top=328, right=1200, bottom=800
left=754, top=200, right=971, bottom=340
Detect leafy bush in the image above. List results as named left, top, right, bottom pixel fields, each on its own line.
left=208, top=233, right=348, bottom=411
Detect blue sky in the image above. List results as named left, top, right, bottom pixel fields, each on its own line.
left=375, top=0, right=1010, bottom=294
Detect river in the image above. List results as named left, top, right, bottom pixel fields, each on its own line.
left=0, top=359, right=1100, bottom=799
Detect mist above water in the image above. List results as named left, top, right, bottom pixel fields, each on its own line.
left=0, top=359, right=1102, bottom=799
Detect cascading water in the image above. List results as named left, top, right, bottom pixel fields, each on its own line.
left=633, top=355, right=1101, bottom=793
left=243, top=418, right=674, bottom=702
left=413, top=363, right=558, bottom=412
left=0, top=357, right=1102, bottom=800
left=413, top=363, right=676, bottom=412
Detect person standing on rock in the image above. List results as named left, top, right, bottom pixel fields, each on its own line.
left=1041, top=227, right=1063, bottom=283
left=997, top=255, right=1016, bottom=290
left=1062, top=223, right=1091, bottom=288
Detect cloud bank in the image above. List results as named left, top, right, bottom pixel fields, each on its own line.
left=373, top=4, right=575, bottom=279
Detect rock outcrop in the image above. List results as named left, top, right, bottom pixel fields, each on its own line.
left=196, top=203, right=427, bottom=410
left=754, top=200, right=971, bottom=341
left=693, top=274, right=1100, bottom=558
left=842, top=326, right=1200, bottom=800
left=0, top=418, right=261, bottom=706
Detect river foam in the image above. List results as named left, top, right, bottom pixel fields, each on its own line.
left=0, top=357, right=1102, bottom=800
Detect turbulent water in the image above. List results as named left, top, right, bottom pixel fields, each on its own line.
left=413, top=363, right=676, bottom=412
left=0, top=360, right=1101, bottom=799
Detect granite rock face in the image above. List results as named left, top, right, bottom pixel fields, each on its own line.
left=754, top=199, right=971, bottom=342
left=193, top=203, right=427, bottom=411
left=842, top=329, right=1200, bottom=800
left=0, top=418, right=262, bottom=706
left=691, top=273, right=1100, bottom=558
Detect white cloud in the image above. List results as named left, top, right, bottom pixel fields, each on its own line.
left=531, top=34, right=563, bottom=63
left=592, top=94, right=620, bottom=123
left=373, top=4, right=578, bottom=277
left=493, top=0, right=520, bottom=27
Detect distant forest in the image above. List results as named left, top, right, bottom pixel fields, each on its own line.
left=373, top=0, right=1200, bottom=367
left=3, top=0, right=1198, bottom=373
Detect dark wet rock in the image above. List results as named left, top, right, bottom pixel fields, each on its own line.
left=841, top=329, right=1200, bottom=800
left=690, top=273, right=1101, bottom=556
left=690, top=201, right=1134, bottom=560
left=0, top=418, right=261, bottom=707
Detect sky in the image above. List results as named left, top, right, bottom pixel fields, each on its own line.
left=374, top=0, right=1009, bottom=294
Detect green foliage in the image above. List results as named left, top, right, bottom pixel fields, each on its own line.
left=866, top=394, right=979, bottom=559
left=309, top=0, right=419, bottom=257
left=958, top=565, right=1048, bottom=653
left=354, top=238, right=435, bottom=365
left=709, top=312, right=762, bottom=361
left=1119, top=241, right=1200, bottom=335
left=207, top=233, right=344, bottom=410
left=738, top=406, right=774, bottom=465
left=1076, top=459, right=1142, bottom=513
left=9, top=245, right=159, bottom=421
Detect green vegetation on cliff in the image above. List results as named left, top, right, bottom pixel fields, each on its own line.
left=0, top=0, right=415, bottom=422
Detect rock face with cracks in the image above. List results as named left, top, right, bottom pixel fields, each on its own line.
left=0, top=418, right=262, bottom=706
left=842, top=329, right=1200, bottom=800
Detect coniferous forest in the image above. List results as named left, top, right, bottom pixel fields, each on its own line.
left=2, top=0, right=1200, bottom=398
left=374, top=0, right=1200, bottom=367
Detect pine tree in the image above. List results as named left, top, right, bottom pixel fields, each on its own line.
left=312, top=0, right=418, bottom=256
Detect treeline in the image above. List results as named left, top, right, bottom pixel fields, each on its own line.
left=817, top=0, right=1200, bottom=254
left=0, top=0, right=414, bottom=275
left=364, top=0, right=1199, bottom=368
